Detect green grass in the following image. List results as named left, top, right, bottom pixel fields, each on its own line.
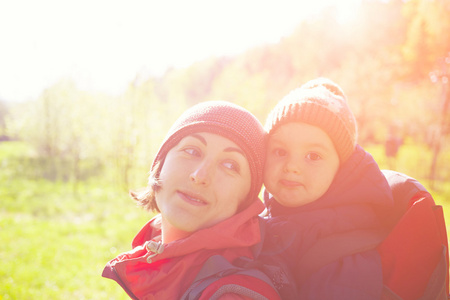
left=1, top=140, right=450, bottom=299
left=0, top=178, right=151, bottom=300
left=1, top=142, right=151, bottom=299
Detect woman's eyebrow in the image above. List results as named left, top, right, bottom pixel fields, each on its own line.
left=190, top=133, right=207, bottom=145
left=190, top=133, right=245, bottom=158
left=224, top=147, right=245, bottom=158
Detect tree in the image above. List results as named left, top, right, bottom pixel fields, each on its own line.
left=402, top=0, right=450, bottom=81
left=429, top=53, right=450, bottom=186
left=0, top=100, right=9, bottom=139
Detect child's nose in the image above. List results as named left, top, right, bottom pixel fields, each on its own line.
left=284, top=157, right=301, bottom=174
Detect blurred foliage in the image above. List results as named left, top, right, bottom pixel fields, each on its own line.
left=2, top=0, right=449, bottom=188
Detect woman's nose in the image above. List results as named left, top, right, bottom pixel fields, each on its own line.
left=190, top=161, right=212, bottom=185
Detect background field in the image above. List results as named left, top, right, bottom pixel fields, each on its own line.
left=0, top=142, right=150, bottom=300
left=1, top=139, right=450, bottom=299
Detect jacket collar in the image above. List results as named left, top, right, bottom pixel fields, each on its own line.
left=132, top=199, right=265, bottom=258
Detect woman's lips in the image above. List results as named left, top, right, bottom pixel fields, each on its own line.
left=177, top=191, right=207, bottom=206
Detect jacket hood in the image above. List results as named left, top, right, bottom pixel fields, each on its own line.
left=132, top=198, right=265, bottom=254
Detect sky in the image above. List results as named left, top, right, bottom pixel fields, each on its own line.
left=0, top=0, right=361, bottom=102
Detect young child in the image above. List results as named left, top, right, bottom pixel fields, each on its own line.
left=261, top=78, right=394, bottom=299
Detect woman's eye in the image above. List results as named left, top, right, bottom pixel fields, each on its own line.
left=306, top=152, right=321, bottom=161
left=273, top=148, right=287, bottom=157
left=184, top=147, right=201, bottom=157
left=223, top=160, right=240, bottom=173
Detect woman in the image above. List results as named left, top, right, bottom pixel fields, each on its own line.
left=102, top=101, right=281, bottom=300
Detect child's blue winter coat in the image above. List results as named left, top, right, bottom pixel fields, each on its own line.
left=261, top=145, right=394, bottom=299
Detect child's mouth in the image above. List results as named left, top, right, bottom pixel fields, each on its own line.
left=280, top=179, right=303, bottom=188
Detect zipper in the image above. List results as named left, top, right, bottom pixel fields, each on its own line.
left=145, top=240, right=164, bottom=263
left=110, top=241, right=164, bottom=299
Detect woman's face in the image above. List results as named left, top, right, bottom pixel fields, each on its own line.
left=155, top=132, right=251, bottom=235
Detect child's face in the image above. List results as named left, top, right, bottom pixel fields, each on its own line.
left=264, top=122, right=340, bottom=207
left=155, top=132, right=252, bottom=233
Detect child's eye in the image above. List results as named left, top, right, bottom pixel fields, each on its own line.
left=306, top=152, right=321, bottom=161
left=273, top=148, right=287, bottom=157
left=222, top=160, right=240, bottom=173
left=183, top=147, right=201, bottom=157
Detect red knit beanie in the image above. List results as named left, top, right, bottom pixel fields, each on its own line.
left=152, top=100, right=266, bottom=203
left=265, top=78, right=357, bottom=163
